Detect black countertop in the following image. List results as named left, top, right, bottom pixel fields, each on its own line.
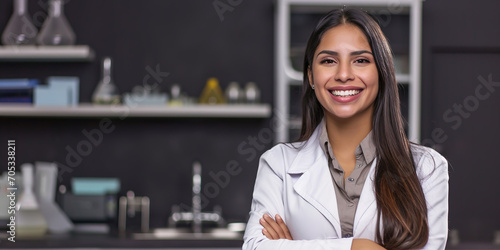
left=0, top=233, right=243, bottom=249
left=1, top=233, right=499, bottom=249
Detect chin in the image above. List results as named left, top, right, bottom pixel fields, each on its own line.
left=328, top=110, right=358, bottom=120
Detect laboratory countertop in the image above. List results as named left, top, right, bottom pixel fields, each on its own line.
left=0, top=232, right=243, bottom=248
left=0, top=233, right=499, bottom=249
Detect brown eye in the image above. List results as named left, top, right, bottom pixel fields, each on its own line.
left=355, top=59, right=370, bottom=64
left=320, top=59, right=335, bottom=64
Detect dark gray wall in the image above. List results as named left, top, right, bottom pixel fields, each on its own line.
left=421, top=0, right=500, bottom=243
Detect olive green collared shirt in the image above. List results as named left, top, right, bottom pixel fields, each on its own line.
left=318, top=121, right=376, bottom=238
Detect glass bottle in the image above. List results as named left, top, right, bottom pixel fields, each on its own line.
left=1, top=0, right=38, bottom=45
left=244, top=82, right=260, bottom=104
left=92, top=57, right=121, bottom=104
left=225, top=81, right=242, bottom=104
left=17, top=163, right=48, bottom=238
left=36, top=0, right=76, bottom=45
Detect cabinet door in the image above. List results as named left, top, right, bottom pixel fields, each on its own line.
left=426, top=51, right=500, bottom=242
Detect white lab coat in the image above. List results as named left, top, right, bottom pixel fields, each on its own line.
left=243, top=125, right=449, bottom=250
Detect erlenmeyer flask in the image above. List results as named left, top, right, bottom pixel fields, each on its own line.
left=199, top=78, right=226, bottom=104
left=1, top=0, right=38, bottom=45
left=36, top=0, right=76, bottom=45
left=92, top=57, right=121, bottom=105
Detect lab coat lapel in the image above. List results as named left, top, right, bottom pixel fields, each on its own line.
left=288, top=131, right=342, bottom=237
left=353, top=159, right=378, bottom=233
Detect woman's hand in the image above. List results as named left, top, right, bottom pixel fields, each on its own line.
left=351, top=239, right=386, bottom=250
left=259, top=213, right=293, bottom=240
left=258, top=214, right=385, bottom=250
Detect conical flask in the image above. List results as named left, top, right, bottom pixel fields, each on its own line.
left=1, top=0, right=38, bottom=45
left=92, top=57, right=121, bottom=104
left=36, top=0, right=75, bottom=45
left=199, top=78, right=226, bottom=104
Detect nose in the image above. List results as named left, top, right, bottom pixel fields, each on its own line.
left=334, top=62, right=354, bottom=83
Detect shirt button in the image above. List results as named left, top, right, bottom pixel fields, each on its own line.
left=347, top=177, right=355, bottom=182
left=344, top=233, right=353, bottom=238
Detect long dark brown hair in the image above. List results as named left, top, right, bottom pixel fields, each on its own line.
left=297, top=9, right=428, bottom=249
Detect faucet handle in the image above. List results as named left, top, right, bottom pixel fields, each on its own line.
left=127, top=190, right=136, bottom=217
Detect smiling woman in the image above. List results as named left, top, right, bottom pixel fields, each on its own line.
left=243, top=8, right=449, bottom=250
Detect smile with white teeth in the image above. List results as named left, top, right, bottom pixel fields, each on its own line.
left=331, top=89, right=361, bottom=97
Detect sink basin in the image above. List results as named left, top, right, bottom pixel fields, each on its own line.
left=133, top=228, right=243, bottom=240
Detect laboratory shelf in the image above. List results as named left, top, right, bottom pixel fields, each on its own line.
left=0, top=45, right=95, bottom=62
left=0, top=103, right=272, bottom=118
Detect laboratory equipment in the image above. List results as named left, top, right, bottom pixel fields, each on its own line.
left=225, top=81, right=242, bottom=104
left=36, top=0, right=76, bottom=45
left=1, top=0, right=38, bottom=45
left=244, top=82, right=260, bottom=103
left=199, top=78, right=226, bottom=104
left=92, top=57, right=121, bottom=104
left=17, top=163, right=48, bottom=238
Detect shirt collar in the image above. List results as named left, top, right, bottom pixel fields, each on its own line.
left=318, top=118, right=376, bottom=164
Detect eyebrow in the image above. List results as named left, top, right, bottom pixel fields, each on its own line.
left=316, top=50, right=373, bottom=58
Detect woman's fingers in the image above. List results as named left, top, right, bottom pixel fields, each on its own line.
left=263, top=213, right=286, bottom=239
left=259, top=214, right=293, bottom=240
left=275, top=214, right=293, bottom=240
left=259, top=217, right=279, bottom=239
left=262, top=228, right=273, bottom=239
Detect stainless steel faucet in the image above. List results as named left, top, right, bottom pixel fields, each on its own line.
left=192, top=161, right=202, bottom=234
left=167, top=161, right=225, bottom=233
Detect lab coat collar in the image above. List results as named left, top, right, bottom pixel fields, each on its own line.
left=287, top=121, right=324, bottom=174
left=286, top=120, right=379, bottom=237
left=287, top=121, right=342, bottom=235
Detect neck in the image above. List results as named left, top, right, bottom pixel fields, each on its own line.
left=50, top=0, right=63, bottom=17
left=325, top=107, right=373, bottom=156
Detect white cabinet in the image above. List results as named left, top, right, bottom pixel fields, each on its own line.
left=274, top=0, right=423, bottom=142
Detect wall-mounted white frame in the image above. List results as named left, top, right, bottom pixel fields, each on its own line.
left=0, top=45, right=95, bottom=62
left=0, top=103, right=271, bottom=118
left=275, top=0, right=423, bottom=143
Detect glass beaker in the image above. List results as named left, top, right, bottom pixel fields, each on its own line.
left=92, top=57, right=121, bottom=105
left=16, top=163, right=48, bottom=238
left=36, top=0, right=76, bottom=45
left=1, top=0, right=38, bottom=45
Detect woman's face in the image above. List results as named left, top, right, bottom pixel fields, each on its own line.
left=309, top=24, right=379, bottom=121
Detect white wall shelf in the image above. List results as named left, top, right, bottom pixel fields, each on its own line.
left=0, top=103, right=271, bottom=118
left=0, top=45, right=95, bottom=62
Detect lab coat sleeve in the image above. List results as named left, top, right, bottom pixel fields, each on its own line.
left=242, top=147, right=353, bottom=250
left=418, top=148, right=450, bottom=250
